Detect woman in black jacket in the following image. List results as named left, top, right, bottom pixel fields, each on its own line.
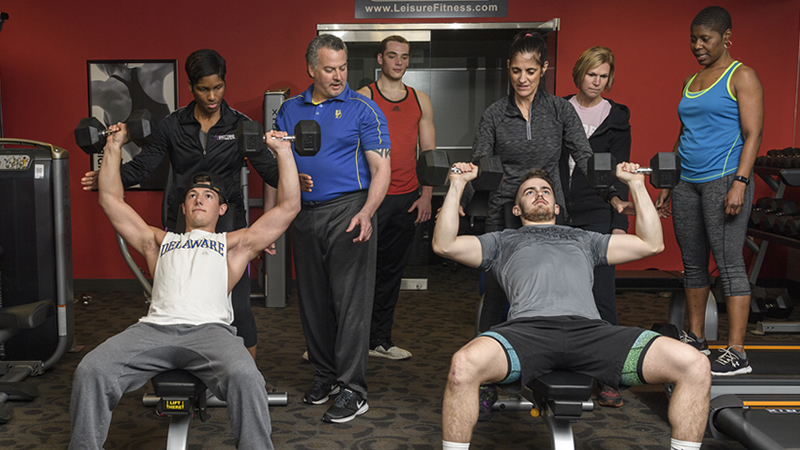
left=561, top=46, right=633, bottom=407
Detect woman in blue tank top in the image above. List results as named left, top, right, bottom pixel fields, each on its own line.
left=655, top=6, right=763, bottom=376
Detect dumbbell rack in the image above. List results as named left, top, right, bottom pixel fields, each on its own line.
left=746, top=166, right=800, bottom=333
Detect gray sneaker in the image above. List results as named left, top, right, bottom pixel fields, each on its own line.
left=680, top=330, right=711, bottom=355
left=711, top=347, right=753, bottom=376
left=369, top=344, right=412, bottom=360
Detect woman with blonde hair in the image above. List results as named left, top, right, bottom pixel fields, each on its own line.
left=561, top=45, right=632, bottom=407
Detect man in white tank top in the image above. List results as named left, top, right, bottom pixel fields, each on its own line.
left=69, top=122, right=301, bottom=450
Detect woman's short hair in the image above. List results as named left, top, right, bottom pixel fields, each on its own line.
left=692, top=6, right=732, bottom=35
left=185, top=49, right=226, bottom=87
left=572, top=46, right=615, bottom=92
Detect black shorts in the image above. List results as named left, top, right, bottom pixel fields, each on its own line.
left=481, top=315, right=660, bottom=393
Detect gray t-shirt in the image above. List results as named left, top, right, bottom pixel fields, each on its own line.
left=476, top=225, right=611, bottom=321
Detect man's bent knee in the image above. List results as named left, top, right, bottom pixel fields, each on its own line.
left=448, top=338, right=507, bottom=388
left=448, top=349, right=483, bottom=388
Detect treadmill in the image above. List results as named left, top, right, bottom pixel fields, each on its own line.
left=707, top=344, right=800, bottom=449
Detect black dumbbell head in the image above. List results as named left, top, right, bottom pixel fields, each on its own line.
left=126, top=109, right=154, bottom=147
left=749, top=210, right=767, bottom=229
left=649, top=152, right=681, bottom=188
left=767, top=199, right=797, bottom=215
left=765, top=214, right=783, bottom=234
left=416, top=150, right=451, bottom=186
left=237, top=121, right=264, bottom=156
left=587, top=153, right=617, bottom=189
left=779, top=216, right=800, bottom=238
left=472, top=155, right=504, bottom=191
left=754, top=197, right=772, bottom=211
left=293, top=120, right=321, bottom=157
left=74, top=116, right=107, bottom=154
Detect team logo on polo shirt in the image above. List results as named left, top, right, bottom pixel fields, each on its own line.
left=335, top=110, right=342, bottom=119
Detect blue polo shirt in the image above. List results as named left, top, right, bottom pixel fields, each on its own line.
left=276, top=83, right=390, bottom=203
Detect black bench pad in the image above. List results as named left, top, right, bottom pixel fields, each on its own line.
left=0, top=299, right=55, bottom=330
left=151, top=370, right=207, bottom=398
left=528, top=371, right=593, bottom=401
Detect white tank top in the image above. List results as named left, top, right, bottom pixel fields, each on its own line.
left=140, top=229, right=233, bottom=326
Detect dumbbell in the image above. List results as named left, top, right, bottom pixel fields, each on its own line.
left=74, top=109, right=154, bottom=154
left=587, top=152, right=681, bottom=189
left=758, top=202, right=796, bottom=233
left=777, top=216, right=800, bottom=238
left=750, top=198, right=796, bottom=230
left=415, top=149, right=504, bottom=190
left=237, top=120, right=320, bottom=157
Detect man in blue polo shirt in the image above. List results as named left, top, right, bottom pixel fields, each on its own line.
left=276, top=34, right=391, bottom=424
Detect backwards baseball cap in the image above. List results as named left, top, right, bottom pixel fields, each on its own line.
left=184, top=172, right=228, bottom=204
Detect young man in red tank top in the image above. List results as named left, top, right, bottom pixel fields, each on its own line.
left=356, top=36, right=436, bottom=360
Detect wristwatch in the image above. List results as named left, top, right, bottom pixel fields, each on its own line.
left=734, top=175, right=750, bottom=185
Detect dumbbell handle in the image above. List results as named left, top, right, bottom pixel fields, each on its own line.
left=98, top=129, right=118, bottom=138
left=260, top=135, right=299, bottom=143
left=634, top=167, right=653, bottom=175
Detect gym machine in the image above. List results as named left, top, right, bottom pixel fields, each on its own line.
left=0, top=139, right=74, bottom=423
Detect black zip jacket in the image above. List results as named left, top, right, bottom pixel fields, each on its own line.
left=120, top=100, right=278, bottom=230
left=560, top=96, right=631, bottom=231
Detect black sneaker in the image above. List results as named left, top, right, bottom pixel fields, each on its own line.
left=322, top=388, right=368, bottom=423
left=680, top=330, right=711, bottom=355
left=711, top=347, right=753, bottom=376
left=478, top=384, right=498, bottom=422
left=303, top=380, right=340, bottom=405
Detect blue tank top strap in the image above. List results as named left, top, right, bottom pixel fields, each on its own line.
left=683, top=61, right=741, bottom=100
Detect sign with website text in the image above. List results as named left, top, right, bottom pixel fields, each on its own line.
left=355, top=0, right=507, bottom=18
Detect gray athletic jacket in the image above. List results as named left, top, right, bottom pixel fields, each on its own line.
left=472, top=90, right=594, bottom=226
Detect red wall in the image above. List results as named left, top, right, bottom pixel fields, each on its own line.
left=0, top=0, right=798, bottom=280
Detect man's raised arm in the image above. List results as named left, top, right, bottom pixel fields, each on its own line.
left=605, top=162, right=664, bottom=266
left=97, top=123, right=164, bottom=267
left=227, top=130, right=301, bottom=264
left=432, top=162, right=482, bottom=268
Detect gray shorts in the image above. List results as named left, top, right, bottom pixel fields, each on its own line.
left=481, top=315, right=660, bottom=393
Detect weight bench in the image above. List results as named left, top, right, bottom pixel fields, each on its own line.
left=141, top=369, right=289, bottom=450
left=0, top=299, right=56, bottom=424
left=494, top=371, right=594, bottom=450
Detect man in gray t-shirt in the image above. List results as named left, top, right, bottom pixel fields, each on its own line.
left=433, top=163, right=710, bottom=450
left=477, top=225, right=609, bottom=322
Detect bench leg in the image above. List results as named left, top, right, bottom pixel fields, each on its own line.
left=166, top=414, right=192, bottom=450
left=543, top=413, right=576, bottom=450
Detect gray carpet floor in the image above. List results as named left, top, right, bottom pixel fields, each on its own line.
left=2, top=263, right=798, bottom=449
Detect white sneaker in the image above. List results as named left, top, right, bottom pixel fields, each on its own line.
left=369, top=344, right=412, bottom=360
